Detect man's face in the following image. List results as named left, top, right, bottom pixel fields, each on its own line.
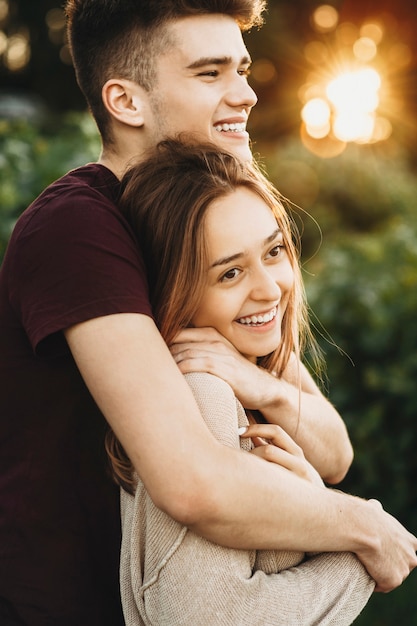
left=145, top=14, right=257, bottom=162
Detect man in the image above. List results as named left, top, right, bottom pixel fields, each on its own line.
left=0, top=1, right=415, bottom=624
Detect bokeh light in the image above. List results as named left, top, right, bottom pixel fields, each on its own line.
left=0, top=1, right=31, bottom=73
left=301, top=98, right=331, bottom=139
left=326, top=68, right=381, bottom=113
left=360, top=22, right=384, bottom=45
left=353, top=37, right=377, bottom=62
left=0, top=30, right=7, bottom=55
left=298, top=4, right=406, bottom=157
left=250, top=58, right=277, bottom=86
left=0, top=0, right=9, bottom=22
left=5, top=33, right=30, bottom=71
left=312, top=5, right=339, bottom=33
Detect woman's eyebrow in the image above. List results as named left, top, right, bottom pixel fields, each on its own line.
left=211, top=251, right=245, bottom=269
left=265, top=228, right=282, bottom=244
left=210, top=228, right=282, bottom=269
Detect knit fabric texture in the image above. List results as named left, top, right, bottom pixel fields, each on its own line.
left=120, top=372, right=374, bottom=625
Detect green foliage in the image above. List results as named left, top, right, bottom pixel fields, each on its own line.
left=0, top=113, right=101, bottom=260
left=307, top=228, right=417, bottom=625
left=265, top=139, right=417, bottom=625
left=308, top=225, right=417, bottom=511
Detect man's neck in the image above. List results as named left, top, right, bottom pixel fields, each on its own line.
left=97, top=151, right=127, bottom=181
left=98, top=143, right=147, bottom=181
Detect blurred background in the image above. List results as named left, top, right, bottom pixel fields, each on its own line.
left=1, top=1, right=416, bottom=622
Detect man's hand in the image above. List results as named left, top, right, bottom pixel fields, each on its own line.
left=353, top=498, right=417, bottom=593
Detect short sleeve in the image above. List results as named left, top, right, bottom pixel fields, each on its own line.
left=7, top=175, right=152, bottom=352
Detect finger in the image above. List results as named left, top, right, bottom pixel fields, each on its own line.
left=239, top=423, right=303, bottom=457
left=170, top=343, right=232, bottom=363
left=172, top=327, right=225, bottom=345
left=250, top=443, right=324, bottom=487
left=170, top=342, right=208, bottom=357
left=251, top=435, right=271, bottom=447
left=170, top=346, right=220, bottom=365
left=172, top=354, right=235, bottom=381
left=250, top=445, right=311, bottom=480
left=173, top=355, right=213, bottom=373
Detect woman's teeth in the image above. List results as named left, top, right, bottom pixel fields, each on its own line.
left=237, top=307, right=277, bottom=326
left=215, top=122, right=246, bottom=133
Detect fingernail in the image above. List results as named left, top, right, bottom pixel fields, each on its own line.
left=237, top=426, right=248, bottom=436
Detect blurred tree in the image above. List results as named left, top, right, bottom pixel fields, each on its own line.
left=0, top=114, right=100, bottom=258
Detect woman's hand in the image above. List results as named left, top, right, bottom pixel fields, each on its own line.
left=170, top=327, right=279, bottom=409
left=171, top=328, right=353, bottom=485
left=239, top=423, right=325, bottom=488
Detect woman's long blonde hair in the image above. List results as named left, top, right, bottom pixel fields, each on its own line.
left=106, top=139, right=317, bottom=492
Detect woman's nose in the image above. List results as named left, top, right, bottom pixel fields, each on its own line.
left=250, top=266, right=281, bottom=302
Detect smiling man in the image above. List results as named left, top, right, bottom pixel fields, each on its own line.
left=0, top=1, right=416, bottom=625
left=96, top=15, right=257, bottom=178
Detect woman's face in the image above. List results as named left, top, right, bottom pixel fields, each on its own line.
left=191, top=187, right=295, bottom=362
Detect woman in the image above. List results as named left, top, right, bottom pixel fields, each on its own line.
left=109, top=140, right=374, bottom=625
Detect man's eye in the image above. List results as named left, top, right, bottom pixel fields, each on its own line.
left=238, top=68, right=251, bottom=77
left=198, top=70, right=219, bottom=77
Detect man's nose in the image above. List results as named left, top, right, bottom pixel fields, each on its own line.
left=227, top=75, right=258, bottom=109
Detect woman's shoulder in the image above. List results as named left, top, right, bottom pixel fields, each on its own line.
left=184, top=372, right=248, bottom=449
left=184, top=371, right=235, bottom=398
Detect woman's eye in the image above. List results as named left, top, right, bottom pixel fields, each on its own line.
left=267, top=244, right=284, bottom=259
left=220, top=268, right=240, bottom=282
left=238, top=68, right=251, bottom=77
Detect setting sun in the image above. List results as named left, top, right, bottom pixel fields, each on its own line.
left=298, top=4, right=403, bottom=156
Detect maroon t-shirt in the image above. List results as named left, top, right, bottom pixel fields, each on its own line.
left=0, top=164, right=152, bottom=625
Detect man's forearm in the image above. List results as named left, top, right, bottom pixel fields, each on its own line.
left=184, top=446, right=357, bottom=552
left=183, top=446, right=417, bottom=593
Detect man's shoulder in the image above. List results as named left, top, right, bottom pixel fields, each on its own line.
left=39, top=163, right=121, bottom=207
left=1, top=165, right=126, bottom=267
left=13, top=164, right=121, bottom=236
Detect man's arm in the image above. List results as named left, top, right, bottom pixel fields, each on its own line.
left=65, top=313, right=417, bottom=592
left=170, top=327, right=352, bottom=483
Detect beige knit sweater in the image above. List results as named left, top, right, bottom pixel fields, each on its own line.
left=120, top=372, right=374, bottom=625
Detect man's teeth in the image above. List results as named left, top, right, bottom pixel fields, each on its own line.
left=237, top=307, right=277, bottom=325
left=215, top=122, right=246, bottom=133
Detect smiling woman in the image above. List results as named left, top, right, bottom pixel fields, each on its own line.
left=117, top=139, right=306, bottom=379
left=191, top=187, right=294, bottom=363
left=106, top=139, right=375, bottom=626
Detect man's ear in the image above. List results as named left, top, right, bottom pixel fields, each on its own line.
left=102, top=79, right=146, bottom=127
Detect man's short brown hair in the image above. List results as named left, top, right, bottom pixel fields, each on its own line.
left=65, top=0, right=266, bottom=142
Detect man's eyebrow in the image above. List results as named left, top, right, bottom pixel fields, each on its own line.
left=186, top=54, right=251, bottom=70
left=210, top=228, right=282, bottom=269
